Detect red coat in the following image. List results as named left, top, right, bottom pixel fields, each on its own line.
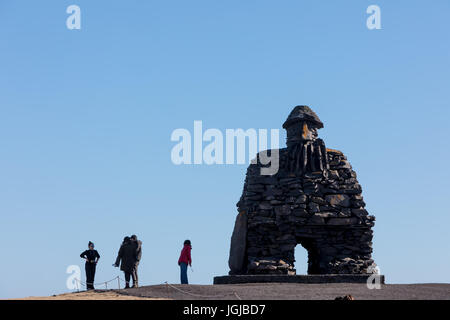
left=178, top=244, right=192, bottom=265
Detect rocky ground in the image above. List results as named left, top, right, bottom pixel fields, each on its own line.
left=15, top=283, right=450, bottom=300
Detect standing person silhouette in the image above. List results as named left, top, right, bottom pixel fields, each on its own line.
left=114, top=237, right=137, bottom=288
left=80, top=241, right=100, bottom=290
left=178, top=240, right=192, bottom=284
left=130, top=235, right=142, bottom=288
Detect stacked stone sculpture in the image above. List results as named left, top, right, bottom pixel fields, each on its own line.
left=228, top=105, right=378, bottom=276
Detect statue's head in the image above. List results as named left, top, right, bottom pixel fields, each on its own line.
left=283, top=105, right=323, bottom=147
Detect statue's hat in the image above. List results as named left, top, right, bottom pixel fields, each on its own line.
left=282, top=105, right=324, bottom=129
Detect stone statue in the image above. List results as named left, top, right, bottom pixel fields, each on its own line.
left=228, top=105, right=378, bottom=276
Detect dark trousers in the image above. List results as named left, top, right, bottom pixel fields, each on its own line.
left=124, top=270, right=137, bottom=287
left=85, top=263, right=96, bottom=289
left=180, top=262, right=188, bottom=284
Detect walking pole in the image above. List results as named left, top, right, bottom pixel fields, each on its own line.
left=117, top=276, right=121, bottom=290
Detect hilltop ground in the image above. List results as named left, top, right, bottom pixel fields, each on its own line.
left=14, top=283, right=450, bottom=300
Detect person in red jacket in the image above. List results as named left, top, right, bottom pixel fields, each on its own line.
left=178, top=240, right=192, bottom=284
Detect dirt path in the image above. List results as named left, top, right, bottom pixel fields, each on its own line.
left=13, top=283, right=450, bottom=300
left=123, top=283, right=450, bottom=300
left=15, top=290, right=167, bottom=300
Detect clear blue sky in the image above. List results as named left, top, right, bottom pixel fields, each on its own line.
left=1, top=0, right=449, bottom=298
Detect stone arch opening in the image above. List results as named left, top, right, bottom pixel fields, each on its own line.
left=294, top=244, right=308, bottom=274
left=295, top=237, right=321, bottom=274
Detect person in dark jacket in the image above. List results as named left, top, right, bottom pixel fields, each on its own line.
left=130, top=235, right=142, bottom=288
left=114, top=237, right=137, bottom=288
left=178, top=240, right=192, bottom=284
left=80, top=241, right=100, bottom=290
